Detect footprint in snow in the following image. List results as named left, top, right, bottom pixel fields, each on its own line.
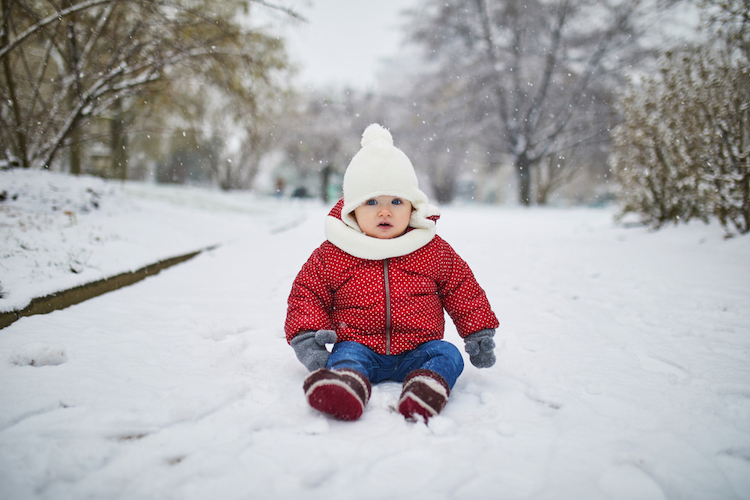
left=10, top=342, right=68, bottom=367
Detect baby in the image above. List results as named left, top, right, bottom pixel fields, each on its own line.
left=285, top=124, right=498, bottom=422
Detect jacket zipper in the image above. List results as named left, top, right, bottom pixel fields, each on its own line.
left=383, top=258, right=392, bottom=355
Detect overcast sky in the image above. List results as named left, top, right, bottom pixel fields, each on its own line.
left=279, top=0, right=701, bottom=91
left=283, top=0, right=420, bottom=91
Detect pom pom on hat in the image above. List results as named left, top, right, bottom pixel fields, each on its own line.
left=360, top=124, right=393, bottom=148
left=341, top=124, right=433, bottom=232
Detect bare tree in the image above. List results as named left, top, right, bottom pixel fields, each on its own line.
left=0, top=0, right=297, bottom=173
left=390, top=84, right=476, bottom=204
left=275, top=87, right=471, bottom=203
left=275, top=89, right=392, bottom=201
left=405, top=0, right=677, bottom=204
left=155, top=40, right=294, bottom=190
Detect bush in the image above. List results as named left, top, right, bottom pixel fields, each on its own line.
left=611, top=3, right=750, bottom=236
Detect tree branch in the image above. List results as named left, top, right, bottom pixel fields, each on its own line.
left=0, top=0, right=125, bottom=59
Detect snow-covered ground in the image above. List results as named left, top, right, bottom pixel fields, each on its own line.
left=1, top=169, right=749, bottom=499
left=0, top=170, right=307, bottom=313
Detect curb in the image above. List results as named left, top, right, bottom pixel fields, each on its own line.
left=0, top=245, right=218, bottom=330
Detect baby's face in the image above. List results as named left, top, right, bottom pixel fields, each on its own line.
left=353, top=196, right=413, bottom=239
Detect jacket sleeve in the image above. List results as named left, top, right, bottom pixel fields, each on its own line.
left=285, top=246, right=335, bottom=344
left=436, top=238, right=499, bottom=338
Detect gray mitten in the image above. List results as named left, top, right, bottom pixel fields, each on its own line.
left=290, top=330, right=337, bottom=372
left=464, top=329, right=496, bottom=368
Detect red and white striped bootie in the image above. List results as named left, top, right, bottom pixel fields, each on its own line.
left=303, top=368, right=372, bottom=421
left=398, top=369, right=450, bottom=422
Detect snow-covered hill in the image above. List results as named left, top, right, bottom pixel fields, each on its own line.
left=1, top=170, right=748, bottom=499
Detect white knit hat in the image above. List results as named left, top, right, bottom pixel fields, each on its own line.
left=341, top=124, right=432, bottom=231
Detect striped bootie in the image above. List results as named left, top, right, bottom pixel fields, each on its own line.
left=303, top=368, right=372, bottom=421
left=398, top=369, right=450, bottom=422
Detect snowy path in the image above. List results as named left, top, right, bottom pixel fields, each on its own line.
left=1, top=190, right=749, bottom=499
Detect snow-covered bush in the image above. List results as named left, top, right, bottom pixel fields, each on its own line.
left=611, top=1, right=750, bottom=236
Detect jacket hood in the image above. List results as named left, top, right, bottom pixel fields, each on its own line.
left=325, top=199, right=441, bottom=260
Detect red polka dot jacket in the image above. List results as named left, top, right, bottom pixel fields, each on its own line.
left=285, top=200, right=499, bottom=355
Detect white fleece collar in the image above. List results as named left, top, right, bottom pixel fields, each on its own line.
left=325, top=211, right=438, bottom=260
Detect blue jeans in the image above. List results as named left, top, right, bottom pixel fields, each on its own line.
left=326, top=340, right=464, bottom=389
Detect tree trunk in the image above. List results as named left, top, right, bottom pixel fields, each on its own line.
left=65, top=0, right=82, bottom=175
left=321, top=164, right=333, bottom=203
left=516, top=152, right=533, bottom=206
left=1, top=0, right=29, bottom=168
left=111, top=99, right=127, bottom=180
left=69, top=130, right=82, bottom=175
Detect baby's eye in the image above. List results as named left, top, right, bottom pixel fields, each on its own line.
left=366, top=199, right=378, bottom=206
left=392, top=199, right=403, bottom=205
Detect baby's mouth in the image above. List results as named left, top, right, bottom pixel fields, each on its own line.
left=378, top=221, right=392, bottom=228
